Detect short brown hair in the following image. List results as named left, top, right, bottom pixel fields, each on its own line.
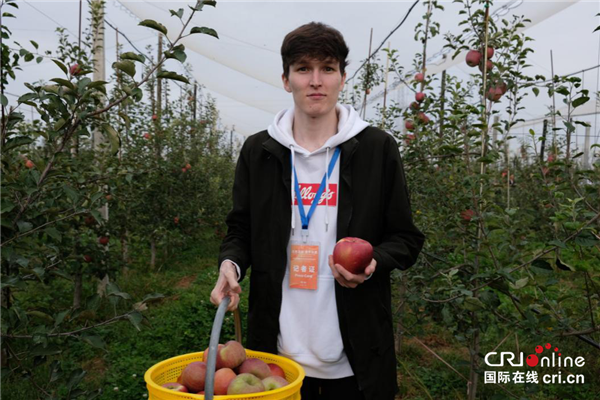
left=281, top=22, right=349, bottom=79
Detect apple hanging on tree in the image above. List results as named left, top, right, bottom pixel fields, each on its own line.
left=69, top=63, right=83, bottom=76
left=465, top=50, right=481, bottom=67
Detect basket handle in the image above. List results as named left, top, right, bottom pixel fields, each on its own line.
left=204, top=296, right=230, bottom=400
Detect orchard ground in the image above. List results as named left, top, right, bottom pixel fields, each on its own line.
left=3, top=229, right=597, bottom=399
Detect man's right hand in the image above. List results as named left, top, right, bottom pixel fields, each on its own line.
left=210, top=261, right=242, bottom=311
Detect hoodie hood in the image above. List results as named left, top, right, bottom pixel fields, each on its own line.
left=267, top=104, right=369, bottom=155
left=266, top=103, right=369, bottom=236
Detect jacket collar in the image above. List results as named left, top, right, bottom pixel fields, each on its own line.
left=261, top=135, right=360, bottom=168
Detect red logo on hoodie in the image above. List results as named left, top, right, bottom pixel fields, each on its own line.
left=294, top=183, right=337, bottom=206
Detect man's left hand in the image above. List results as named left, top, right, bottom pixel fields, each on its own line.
left=328, top=255, right=376, bottom=289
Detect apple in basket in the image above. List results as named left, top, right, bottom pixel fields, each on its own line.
left=239, top=358, right=271, bottom=380
left=204, top=340, right=246, bottom=369
left=214, top=367, right=237, bottom=396
left=227, top=373, right=266, bottom=395
left=181, top=361, right=207, bottom=393
left=161, top=382, right=188, bottom=392
left=268, top=363, right=286, bottom=379
left=262, top=376, right=289, bottom=391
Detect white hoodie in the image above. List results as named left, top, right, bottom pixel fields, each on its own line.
left=267, top=104, right=369, bottom=378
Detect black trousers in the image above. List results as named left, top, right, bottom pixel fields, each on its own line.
left=300, top=376, right=365, bottom=400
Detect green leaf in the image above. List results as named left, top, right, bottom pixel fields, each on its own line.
left=127, top=311, right=143, bottom=331
left=17, top=92, right=37, bottom=103
left=50, top=269, right=72, bottom=281
left=2, top=136, right=33, bottom=152
left=189, top=26, right=218, bottom=39
left=27, top=310, right=54, bottom=322
left=45, top=227, right=61, bottom=241
left=118, top=112, right=131, bottom=128
left=31, top=344, right=62, bottom=357
left=80, top=335, right=106, bottom=350
left=62, top=184, right=79, bottom=203
left=50, top=78, right=75, bottom=90
left=0, top=93, right=7, bottom=106
left=141, top=293, right=165, bottom=304
left=169, top=8, right=184, bottom=19
left=17, top=221, right=33, bottom=233
left=510, top=277, right=529, bottom=290
left=164, top=44, right=187, bottom=63
left=54, top=310, right=70, bottom=328
left=532, top=87, right=539, bottom=97
left=52, top=59, right=68, bottom=75
left=102, top=124, right=121, bottom=155
left=54, top=118, right=67, bottom=131
left=120, top=52, right=145, bottom=63
left=87, top=80, right=108, bottom=90
left=157, top=71, right=189, bottom=84
left=112, top=60, right=136, bottom=78
left=30, top=40, right=38, bottom=49
left=548, top=240, right=566, bottom=249
left=463, top=297, right=485, bottom=311
left=189, top=1, right=217, bottom=11
left=531, top=259, right=553, bottom=271
left=556, top=256, right=574, bottom=271
left=138, top=19, right=167, bottom=35
left=572, top=96, right=589, bottom=108
left=1, top=199, right=15, bottom=214
left=67, top=368, right=86, bottom=391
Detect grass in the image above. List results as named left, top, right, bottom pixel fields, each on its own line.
left=3, top=235, right=598, bottom=399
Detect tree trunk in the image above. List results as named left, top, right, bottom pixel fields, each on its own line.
left=395, top=273, right=407, bottom=353
left=121, top=229, right=129, bottom=264
left=150, top=238, right=156, bottom=269
left=467, top=316, right=481, bottom=400
left=73, top=272, right=83, bottom=309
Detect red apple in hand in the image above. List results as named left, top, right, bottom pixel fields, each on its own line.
left=333, top=237, right=373, bottom=275
left=161, top=382, right=188, bottom=392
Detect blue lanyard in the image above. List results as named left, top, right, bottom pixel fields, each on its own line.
left=292, top=147, right=341, bottom=239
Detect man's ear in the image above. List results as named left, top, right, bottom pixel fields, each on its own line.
left=340, top=72, right=347, bottom=89
left=282, top=73, right=292, bottom=93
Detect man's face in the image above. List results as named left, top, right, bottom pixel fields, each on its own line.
left=282, top=57, right=346, bottom=120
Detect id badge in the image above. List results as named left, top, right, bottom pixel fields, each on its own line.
left=289, top=240, right=320, bottom=290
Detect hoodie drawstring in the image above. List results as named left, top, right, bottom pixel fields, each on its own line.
left=290, top=145, right=296, bottom=235
left=325, top=147, right=330, bottom=232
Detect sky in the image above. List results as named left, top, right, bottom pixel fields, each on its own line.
left=4, top=0, right=600, bottom=157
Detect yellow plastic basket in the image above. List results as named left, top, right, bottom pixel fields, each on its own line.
left=145, top=350, right=305, bottom=399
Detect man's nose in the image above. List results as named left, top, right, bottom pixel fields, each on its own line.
left=310, top=71, right=322, bottom=86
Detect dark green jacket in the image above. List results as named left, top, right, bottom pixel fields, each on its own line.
left=219, top=126, right=425, bottom=400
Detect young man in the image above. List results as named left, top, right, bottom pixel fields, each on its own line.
left=210, top=22, right=425, bottom=400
